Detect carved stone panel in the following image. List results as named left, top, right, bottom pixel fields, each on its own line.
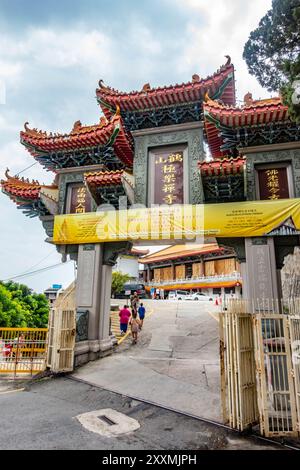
left=76, top=309, right=89, bottom=342
left=133, top=126, right=205, bottom=206
left=76, top=246, right=96, bottom=307
left=58, top=172, right=97, bottom=215
left=245, top=149, right=300, bottom=200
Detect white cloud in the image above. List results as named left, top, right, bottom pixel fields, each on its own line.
left=27, top=28, right=113, bottom=71
left=0, top=28, right=113, bottom=70
left=171, top=0, right=273, bottom=101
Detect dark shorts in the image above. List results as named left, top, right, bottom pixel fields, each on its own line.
left=120, top=323, right=128, bottom=333
left=139, top=314, right=145, bottom=320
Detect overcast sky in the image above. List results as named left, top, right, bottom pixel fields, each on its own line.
left=0, top=0, right=273, bottom=292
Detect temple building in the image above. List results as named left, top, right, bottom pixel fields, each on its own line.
left=140, top=243, right=241, bottom=298
left=114, top=247, right=149, bottom=280
left=2, top=55, right=300, bottom=363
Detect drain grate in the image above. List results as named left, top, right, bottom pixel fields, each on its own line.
left=76, top=408, right=140, bottom=437
left=98, top=415, right=116, bottom=426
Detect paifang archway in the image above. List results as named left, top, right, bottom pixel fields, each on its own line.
left=2, top=56, right=300, bottom=367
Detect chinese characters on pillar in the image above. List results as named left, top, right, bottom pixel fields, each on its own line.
left=256, top=245, right=270, bottom=298
left=69, top=184, right=92, bottom=214
left=153, top=151, right=184, bottom=204
left=257, top=167, right=289, bottom=200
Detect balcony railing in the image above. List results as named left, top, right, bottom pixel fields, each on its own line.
left=146, top=272, right=242, bottom=287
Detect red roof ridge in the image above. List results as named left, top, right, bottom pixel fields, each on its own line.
left=1, top=168, right=57, bottom=189
left=20, top=110, right=133, bottom=167
left=204, top=95, right=289, bottom=158
left=204, top=95, right=285, bottom=113
left=21, top=113, right=119, bottom=141
left=1, top=169, right=57, bottom=201
left=84, top=169, right=124, bottom=177
left=198, top=156, right=245, bottom=166
left=198, top=157, right=245, bottom=176
left=84, top=170, right=124, bottom=187
left=97, top=59, right=234, bottom=98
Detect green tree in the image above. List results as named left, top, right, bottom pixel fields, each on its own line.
left=0, top=281, right=49, bottom=328
left=0, top=284, right=28, bottom=327
left=111, top=271, right=130, bottom=297
left=243, top=0, right=300, bottom=121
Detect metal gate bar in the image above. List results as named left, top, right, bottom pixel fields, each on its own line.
left=253, top=313, right=298, bottom=437
left=221, top=299, right=300, bottom=438
left=0, top=328, right=47, bottom=377
left=221, top=301, right=259, bottom=431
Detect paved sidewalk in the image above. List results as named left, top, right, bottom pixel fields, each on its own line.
left=72, top=300, right=222, bottom=421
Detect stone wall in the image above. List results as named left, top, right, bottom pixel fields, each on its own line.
left=281, top=246, right=300, bottom=300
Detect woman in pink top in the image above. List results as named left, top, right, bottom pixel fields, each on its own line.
left=119, top=305, right=131, bottom=335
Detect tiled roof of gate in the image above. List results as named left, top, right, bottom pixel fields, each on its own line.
left=20, top=110, right=134, bottom=167
left=203, top=94, right=289, bottom=158
left=97, top=59, right=236, bottom=117
left=1, top=169, right=57, bottom=202
left=198, top=157, right=246, bottom=176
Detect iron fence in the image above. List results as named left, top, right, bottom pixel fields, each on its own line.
left=0, top=327, right=48, bottom=378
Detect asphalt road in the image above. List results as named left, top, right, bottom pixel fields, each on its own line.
left=0, top=376, right=278, bottom=450
left=0, top=300, right=282, bottom=450
left=73, top=299, right=222, bottom=421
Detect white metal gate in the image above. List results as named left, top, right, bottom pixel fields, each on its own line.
left=46, top=283, right=76, bottom=373
left=253, top=312, right=298, bottom=437
left=220, top=301, right=259, bottom=431
left=221, top=299, right=300, bottom=438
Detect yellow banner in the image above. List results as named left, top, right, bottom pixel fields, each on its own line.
left=53, top=199, right=300, bottom=244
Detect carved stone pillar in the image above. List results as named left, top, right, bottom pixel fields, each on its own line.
left=99, top=264, right=114, bottom=354
left=245, top=237, right=281, bottom=311
left=74, top=241, right=132, bottom=366
left=75, top=243, right=104, bottom=365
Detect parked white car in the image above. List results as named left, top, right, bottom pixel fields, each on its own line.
left=185, top=293, right=213, bottom=301
left=168, top=290, right=190, bottom=300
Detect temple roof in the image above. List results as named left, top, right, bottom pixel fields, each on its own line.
left=204, top=95, right=289, bottom=127
left=198, top=157, right=246, bottom=176
left=97, top=58, right=235, bottom=118
left=139, top=243, right=223, bottom=264
left=1, top=169, right=58, bottom=217
left=203, top=94, right=290, bottom=158
left=1, top=169, right=57, bottom=202
left=84, top=169, right=134, bottom=207
left=84, top=169, right=124, bottom=187
left=20, top=110, right=134, bottom=168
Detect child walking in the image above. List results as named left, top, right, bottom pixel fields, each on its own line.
left=138, top=303, right=146, bottom=330
left=129, top=310, right=141, bottom=344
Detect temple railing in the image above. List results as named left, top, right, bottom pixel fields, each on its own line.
left=146, top=272, right=242, bottom=287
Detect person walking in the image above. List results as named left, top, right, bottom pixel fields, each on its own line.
left=130, top=291, right=140, bottom=314
left=119, top=305, right=131, bottom=335
left=129, top=310, right=141, bottom=344
left=138, top=303, right=146, bottom=330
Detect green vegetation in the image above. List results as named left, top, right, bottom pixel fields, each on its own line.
left=0, top=281, right=49, bottom=328
left=243, top=0, right=300, bottom=122
left=111, top=271, right=131, bottom=297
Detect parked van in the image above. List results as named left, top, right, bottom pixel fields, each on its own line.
left=168, top=290, right=190, bottom=300
left=115, top=283, right=147, bottom=299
